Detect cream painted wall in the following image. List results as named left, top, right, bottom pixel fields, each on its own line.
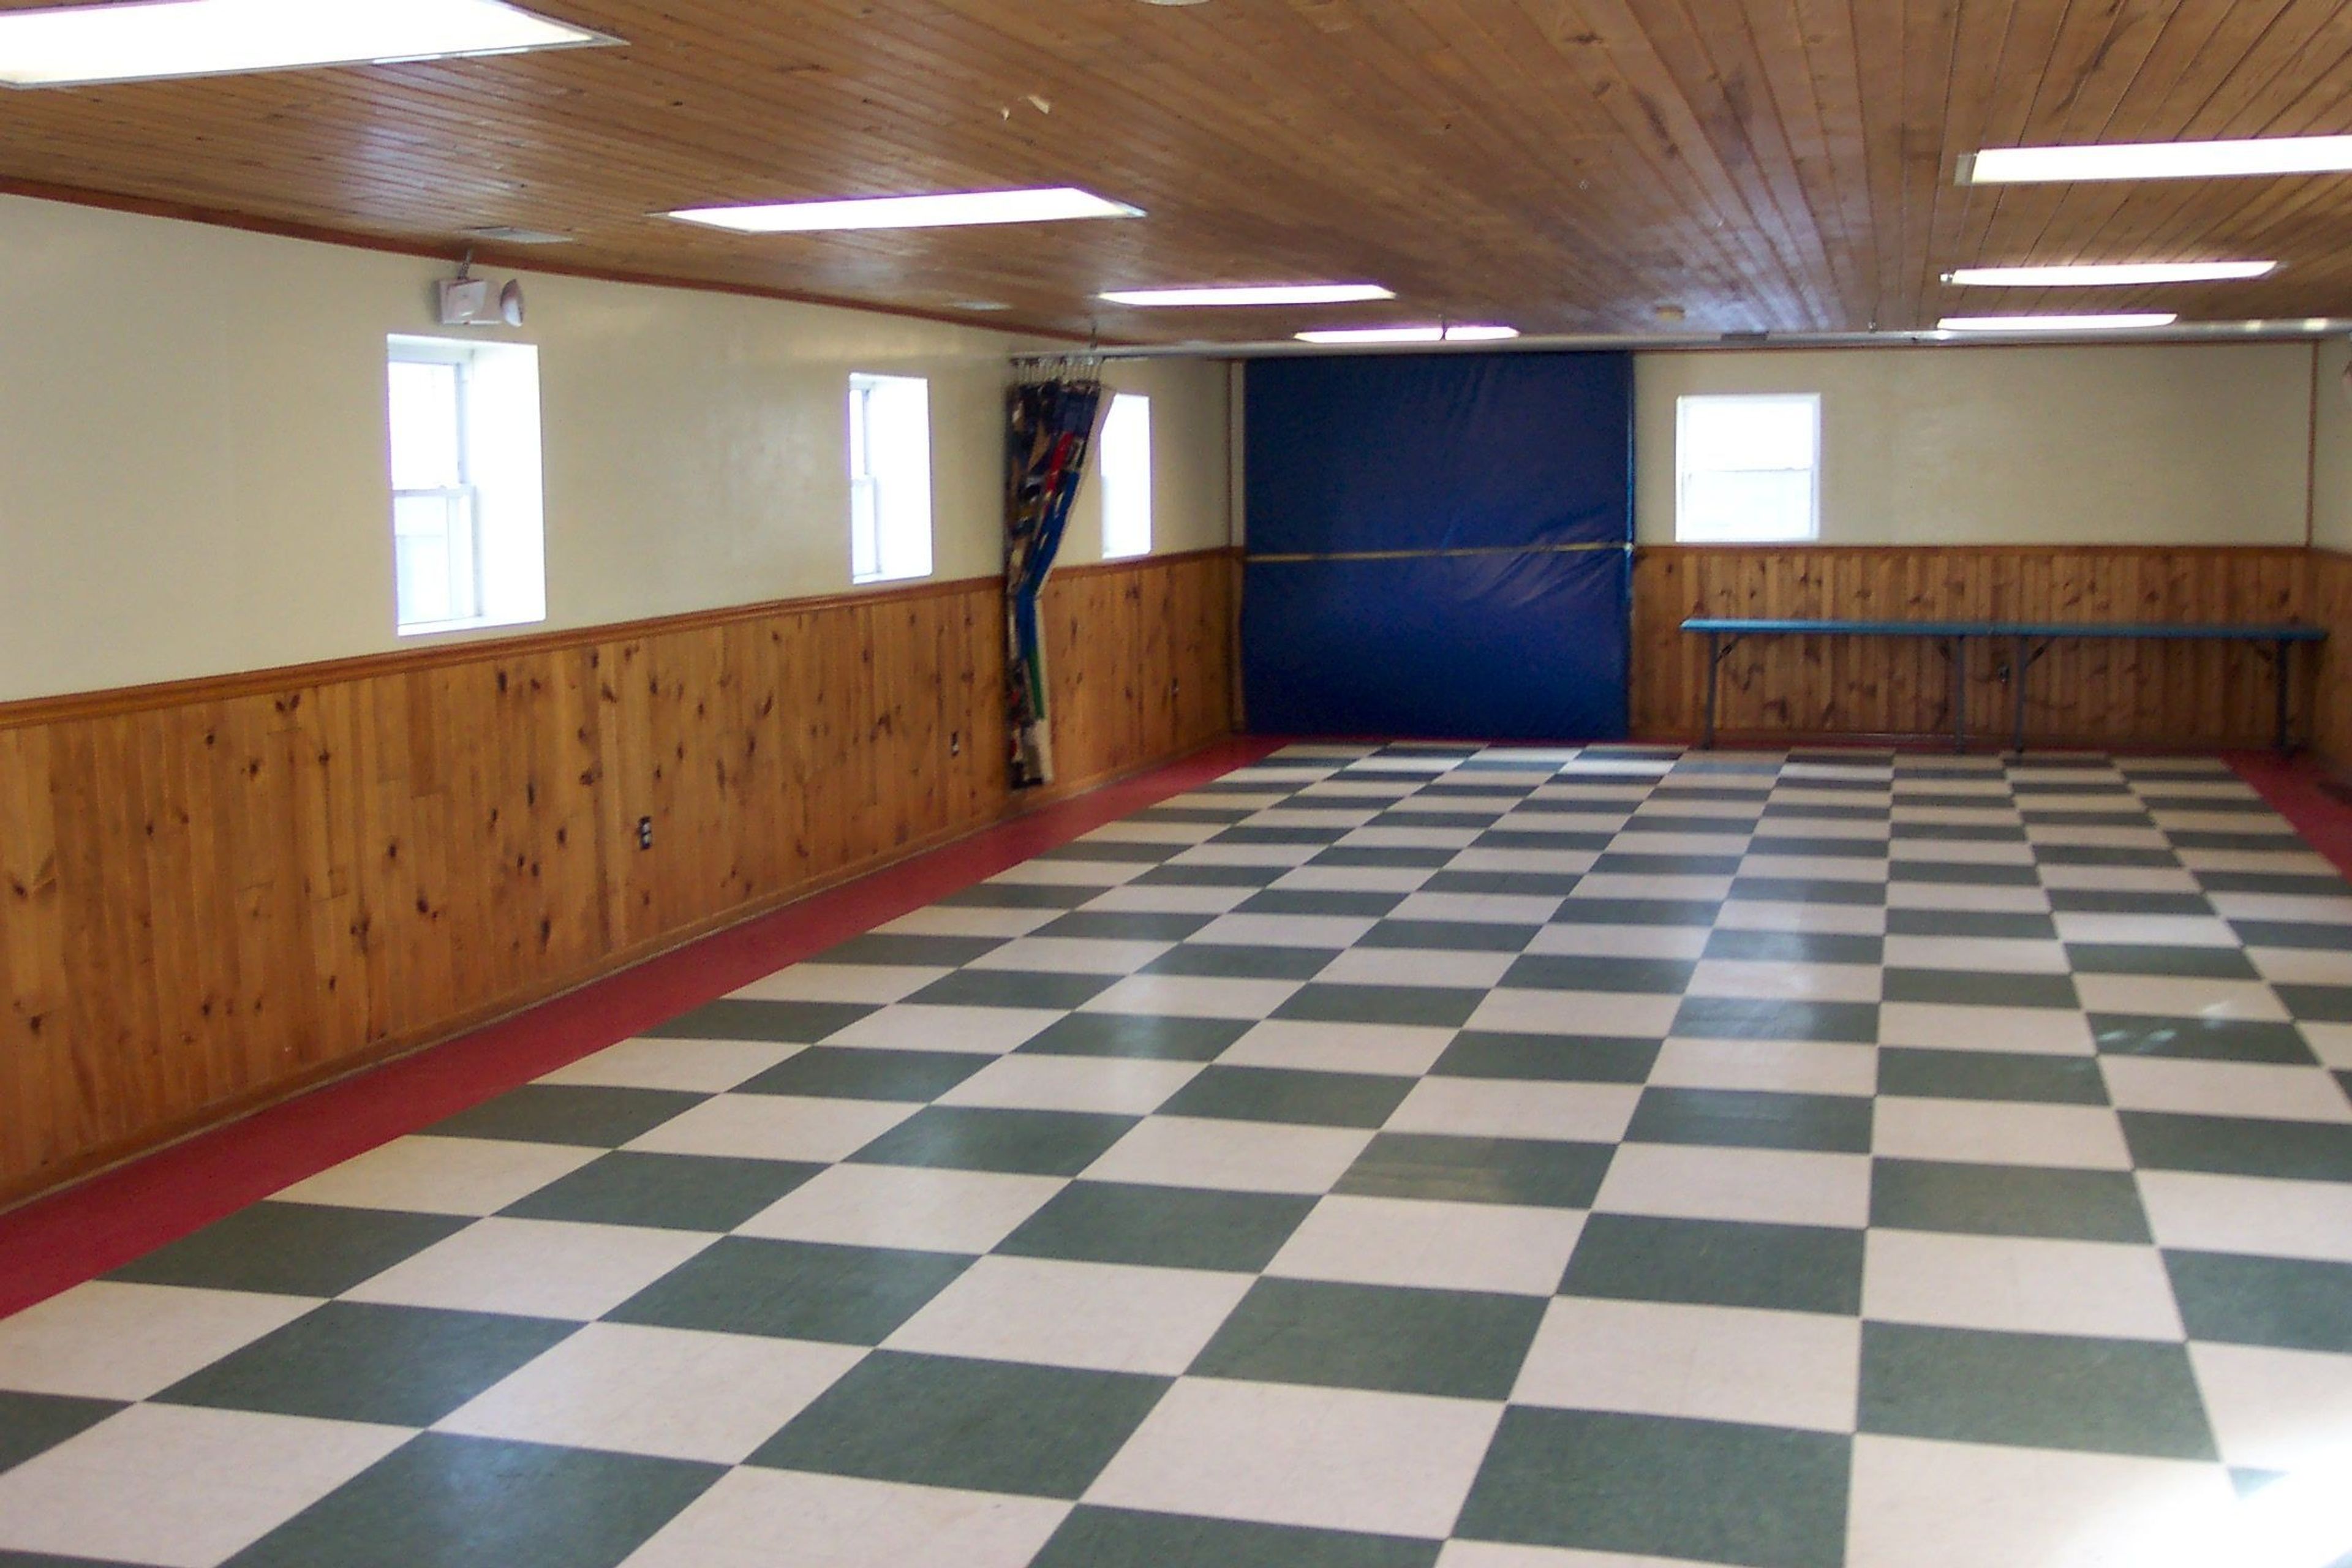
left=2309, top=338, right=2352, bottom=555
left=1634, top=342, right=2313, bottom=547
left=0, top=194, right=1231, bottom=704
left=1056, top=356, right=1234, bottom=566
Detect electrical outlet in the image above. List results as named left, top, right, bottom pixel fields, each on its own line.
left=637, top=816, right=654, bottom=850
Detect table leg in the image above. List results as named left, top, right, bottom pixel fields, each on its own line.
left=1951, top=635, right=1967, bottom=754
left=1703, top=631, right=1720, bottom=750
left=2011, top=634, right=2030, bottom=757
left=2275, top=637, right=2291, bottom=753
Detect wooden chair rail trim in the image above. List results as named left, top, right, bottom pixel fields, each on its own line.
left=0, top=547, right=1239, bottom=732
left=1638, top=543, right=2313, bottom=559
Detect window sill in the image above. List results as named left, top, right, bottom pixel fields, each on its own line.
left=398, top=612, right=548, bottom=639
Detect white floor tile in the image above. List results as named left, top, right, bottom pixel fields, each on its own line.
left=1878, top=1003, right=2095, bottom=1056
left=1081, top=1116, right=1373, bottom=1195
left=1861, top=1229, right=2182, bottom=1340
left=1083, top=1377, right=1502, bottom=1539
left=2072, top=974, right=2288, bottom=1022
left=963, top=937, right=1174, bottom=976
left=1880, top=937, right=2070, bottom=974
left=437, top=1321, right=861, bottom=1463
left=1711, top=901, right=1888, bottom=936
left=1591, top=1144, right=1872, bottom=1228
left=537, top=1038, right=802, bottom=1095
left=1871, top=1097, right=2131, bottom=1170
left=1219, top=1019, right=1457, bottom=1078
left=1191, top=913, right=1378, bottom=949
left=1385, top=1079, right=1641, bottom=1144
left=1466, top=989, right=1682, bottom=1039
left=2247, top=945, right=2352, bottom=985
left=1266, top=1195, right=1586, bottom=1295
left=731, top=964, right=949, bottom=1005
left=820, top=1005, right=1065, bottom=1055
left=1319, top=948, right=1515, bottom=989
left=0, top=1403, right=409, bottom=1567
left=935, top=1054, right=1199, bottom=1115
left=735, top=1164, right=1062, bottom=1254
left=1513, top=1296, right=1860, bottom=1432
left=1685, top=960, right=1882, bottom=1003
left=2098, top=1056, right=2352, bottom=1124
left=2136, top=1169, right=2352, bottom=1263
left=2048, top=913, right=2241, bottom=948
left=875, top=905, right=1058, bottom=939
left=883, top=1255, right=1253, bottom=1374
left=625, top=1093, right=917, bottom=1162
left=1079, top=883, right=1257, bottom=914
left=342, top=1216, right=715, bottom=1321
left=1525, top=924, right=1713, bottom=959
left=2188, top=1341, right=2352, bottom=1473
left=273, top=1134, right=600, bottom=1215
left=1647, top=1038, right=1878, bottom=1096
left=620, top=1468, right=1069, bottom=1568
left=0, top=1281, right=319, bottom=1400
left=1883, top=883, right=2051, bottom=913
left=1080, top=974, right=1303, bottom=1020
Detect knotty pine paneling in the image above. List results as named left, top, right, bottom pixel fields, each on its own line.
left=2310, top=549, right=2352, bottom=773
left=0, top=551, right=1234, bottom=1206
left=1632, top=546, right=2314, bottom=749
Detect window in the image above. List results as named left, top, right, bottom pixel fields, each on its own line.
left=386, top=336, right=545, bottom=635
left=1674, top=393, right=1820, bottom=543
left=1098, top=393, right=1152, bottom=560
left=848, top=373, right=933, bottom=584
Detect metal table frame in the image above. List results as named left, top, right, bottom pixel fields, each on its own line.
left=1685, top=618, right=2328, bottom=755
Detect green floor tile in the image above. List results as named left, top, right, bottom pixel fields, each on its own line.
left=1885, top=909, right=2057, bottom=940
left=225, top=1433, right=720, bottom=1568
left=1307, top=848, right=1456, bottom=871
left=1670, top=997, right=1879, bottom=1044
left=1889, top=862, right=2040, bottom=887
left=1030, top=1507, right=1439, bottom=1568
left=1335, top=1133, right=1615, bottom=1208
left=1455, top=1407, right=1850, bottom=1568
left=499, top=1152, right=820, bottom=1232
left=2275, top=983, right=2352, bottom=1024
left=1626, top=1088, right=1873, bottom=1153
left=1139, top=862, right=1290, bottom=886
left=1189, top=1277, right=1545, bottom=1400
left=1432, top=1031, right=1659, bottom=1084
left=1272, top=984, right=1484, bottom=1028
left=2050, top=890, right=2213, bottom=916
left=747, top=1351, right=1166, bottom=1498
left=107, top=1201, right=468, bottom=1297
left=1858, top=1321, right=2214, bottom=1461
left=1561, top=1213, right=1864, bottom=1316
left=1422, top=871, right=1588, bottom=899
left=2092, top=1016, right=2315, bottom=1065
left=1033, top=911, right=1216, bottom=942
left=2166, top=1250, right=2352, bottom=1354
left=997, top=1180, right=1315, bottom=1272
left=815, top=932, right=1007, bottom=968
left=939, top=882, right=1099, bottom=909
left=156, top=1303, right=575, bottom=1426
left=1548, top=899, right=1721, bottom=927
left=1869, top=1159, right=2151, bottom=1242
left=1590, top=853, right=1744, bottom=878
left=1234, top=889, right=1408, bottom=919
left=1703, top=929, right=1885, bottom=965
left=1361, top=920, right=1539, bottom=953
left=848, top=1106, right=1137, bottom=1175
left=642, top=999, right=875, bottom=1044
left=1727, top=878, right=1887, bottom=907
left=1876, top=1049, right=2109, bottom=1105
left=2121, top=1111, right=2352, bottom=1181
left=736, top=1046, right=986, bottom=1101
left=1883, top=969, right=2079, bottom=1009
left=2065, top=944, right=2261, bottom=979
left=1014, top=1012, right=1253, bottom=1061
left=0, top=1391, right=121, bottom=1474
left=1499, top=955, right=1695, bottom=995
left=1156, top=1066, right=1414, bottom=1129
left=605, top=1236, right=968, bottom=1344
left=426, top=1085, right=707, bottom=1148
left=908, top=968, right=1117, bottom=1010
left=1144, top=944, right=1338, bottom=980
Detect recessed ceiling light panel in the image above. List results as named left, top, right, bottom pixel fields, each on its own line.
left=670, top=187, right=1142, bottom=233
left=0, top=0, right=613, bottom=89
left=1943, top=262, right=2278, bottom=287
left=1101, top=284, right=1395, bottom=307
left=1963, top=137, right=2352, bottom=184
left=1936, top=314, right=2179, bottom=333
left=1294, top=324, right=1520, bottom=345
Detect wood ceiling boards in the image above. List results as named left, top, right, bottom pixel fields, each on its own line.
left=2, top=0, right=2351, bottom=341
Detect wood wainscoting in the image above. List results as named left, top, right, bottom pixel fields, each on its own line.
left=2311, top=548, right=2352, bottom=774
left=0, top=551, right=1235, bottom=1207
left=1632, top=545, right=2314, bottom=750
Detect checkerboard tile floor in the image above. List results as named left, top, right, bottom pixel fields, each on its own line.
left=4, top=743, right=2351, bottom=1567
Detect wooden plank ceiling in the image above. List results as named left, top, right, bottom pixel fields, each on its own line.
left=3, top=0, right=2352, bottom=342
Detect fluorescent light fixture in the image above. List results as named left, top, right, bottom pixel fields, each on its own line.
left=1937, top=313, right=2179, bottom=332
left=1944, top=261, right=2277, bottom=287
left=672, top=187, right=1141, bottom=233
left=1293, top=323, right=1521, bottom=345
left=1964, top=136, right=2352, bottom=184
left=1100, top=284, right=1394, bottom=307
left=0, top=0, right=611, bottom=88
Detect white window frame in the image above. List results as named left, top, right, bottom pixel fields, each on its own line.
left=386, top=335, right=546, bottom=637
left=848, top=372, right=935, bottom=585
left=1098, top=391, right=1152, bottom=560
left=1673, top=392, right=1822, bottom=544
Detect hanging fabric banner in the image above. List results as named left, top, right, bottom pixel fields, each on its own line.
left=1004, top=372, right=1104, bottom=788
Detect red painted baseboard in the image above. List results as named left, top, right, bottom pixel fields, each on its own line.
left=2229, top=752, right=2352, bottom=883
left=0, top=737, right=1281, bottom=1318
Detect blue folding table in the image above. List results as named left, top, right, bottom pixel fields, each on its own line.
left=1682, top=618, right=2329, bottom=754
